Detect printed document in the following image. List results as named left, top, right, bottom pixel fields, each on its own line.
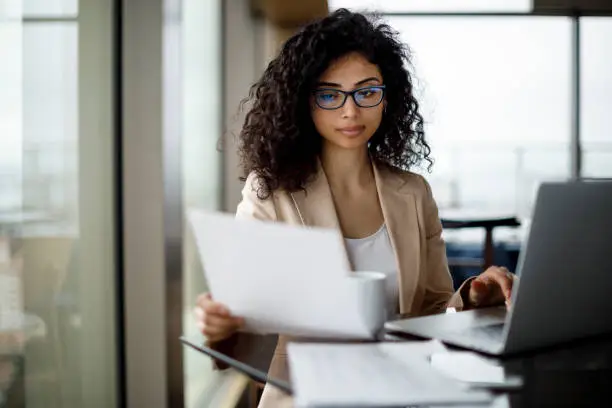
left=188, top=209, right=387, bottom=339
left=288, top=341, right=492, bottom=407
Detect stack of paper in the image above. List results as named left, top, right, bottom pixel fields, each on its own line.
left=288, top=341, right=493, bottom=407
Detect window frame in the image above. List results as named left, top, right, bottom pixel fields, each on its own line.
left=365, top=11, right=611, bottom=183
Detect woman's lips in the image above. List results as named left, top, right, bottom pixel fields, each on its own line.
left=337, top=125, right=365, bottom=137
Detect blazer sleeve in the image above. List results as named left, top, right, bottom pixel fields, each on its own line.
left=235, top=173, right=278, bottom=222
left=419, top=176, right=472, bottom=315
left=208, top=173, right=279, bottom=371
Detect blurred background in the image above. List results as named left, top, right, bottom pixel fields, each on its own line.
left=0, top=0, right=610, bottom=407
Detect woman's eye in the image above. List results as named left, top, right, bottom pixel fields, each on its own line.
left=357, top=89, right=375, bottom=98
left=318, top=92, right=339, bottom=101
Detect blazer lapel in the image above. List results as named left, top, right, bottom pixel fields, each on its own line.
left=290, top=163, right=353, bottom=271
left=289, top=162, right=341, bottom=230
left=373, top=163, right=421, bottom=315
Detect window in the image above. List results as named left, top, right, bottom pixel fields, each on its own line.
left=0, top=2, right=118, bottom=407
left=22, top=0, right=78, bottom=18
left=23, top=23, right=78, bottom=221
left=0, top=13, right=22, bottom=213
left=581, top=17, right=612, bottom=178
left=329, top=0, right=531, bottom=13
left=386, top=16, right=572, bottom=219
left=181, top=0, right=223, bottom=406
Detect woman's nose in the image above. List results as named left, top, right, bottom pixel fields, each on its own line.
left=341, top=95, right=360, bottom=118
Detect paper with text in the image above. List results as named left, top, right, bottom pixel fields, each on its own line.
left=288, top=341, right=492, bottom=407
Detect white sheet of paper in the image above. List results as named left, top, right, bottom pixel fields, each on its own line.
left=431, top=351, right=523, bottom=389
left=188, top=209, right=386, bottom=339
left=435, top=395, right=510, bottom=408
left=288, top=342, right=492, bottom=407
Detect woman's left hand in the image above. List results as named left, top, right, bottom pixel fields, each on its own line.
left=468, top=266, right=516, bottom=309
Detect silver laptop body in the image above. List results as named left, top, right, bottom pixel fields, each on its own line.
left=385, top=181, right=612, bottom=355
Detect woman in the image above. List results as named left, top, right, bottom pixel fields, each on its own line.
left=194, top=8, right=514, bottom=407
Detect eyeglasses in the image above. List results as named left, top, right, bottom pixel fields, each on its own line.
left=313, top=85, right=386, bottom=110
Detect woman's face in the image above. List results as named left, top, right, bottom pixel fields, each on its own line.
left=311, top=52, right=385, bottom=151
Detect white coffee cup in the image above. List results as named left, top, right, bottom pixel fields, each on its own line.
left=345, top=271, right=387, bottom=337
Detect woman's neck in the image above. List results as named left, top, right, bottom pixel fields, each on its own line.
left=320, top=143, right=373, bottom=191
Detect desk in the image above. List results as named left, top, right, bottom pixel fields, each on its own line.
left=388, top=333, right=612, bottom=407
left=190, top=333, right=612, bottom=407
left=501, top=335, right=612, bottom=406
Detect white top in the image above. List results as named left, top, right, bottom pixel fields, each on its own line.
left=344, top=224, right=399, bottom=318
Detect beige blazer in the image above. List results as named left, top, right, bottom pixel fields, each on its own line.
left=215, top=161, right=468, bottom=408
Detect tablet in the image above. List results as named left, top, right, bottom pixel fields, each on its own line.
left=179, top=336, right=293, bottom=395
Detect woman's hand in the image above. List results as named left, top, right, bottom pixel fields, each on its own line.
left=194, top=293, right=245, bottom=342
left=468, top=266, right=516, bottom=309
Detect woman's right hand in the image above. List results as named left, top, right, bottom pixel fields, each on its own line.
left=194, top=293, right=245, bottom=342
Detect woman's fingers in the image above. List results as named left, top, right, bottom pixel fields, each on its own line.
left=204, top=314, right=243, bottom=331
left=468, top=277, right=492, bottom=306
left=490, top=266, right=514, bottom=301
left=196, top=293, right=230, bottom=317
left=469, top=266, right=516, bottom=308
left=202, top=315, right=244, bottom=341
left=206, top=302, right=230, bottom=317
left=194, top=292, right=244, bottom=341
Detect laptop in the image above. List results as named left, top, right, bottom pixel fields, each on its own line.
left=385, top=181, right=612, bottom=356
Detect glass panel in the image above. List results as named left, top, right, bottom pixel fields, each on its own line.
left=0, top=13, right=25, bottom=408
left=329, top=0, right=531, bottom=13
left=581, top=17, right=612, bottom=178
left=0, top=7, right=23, bottom=219
left=385, top=16, right=571, bottom=233
left=22, top=24, right=78, bottom=225
left=1, top=16, right=116, bottom=408
left=1, top=9, right=26, bottom=406
left=181, top=0, right=224, bottom=406
left=23, top=0, right=78, bottom=18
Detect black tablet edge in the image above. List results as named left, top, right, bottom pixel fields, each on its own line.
left=179, top=336, right=293, bottom=395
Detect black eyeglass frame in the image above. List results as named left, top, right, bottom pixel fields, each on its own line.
left=312, top=85, right=387, bottom=110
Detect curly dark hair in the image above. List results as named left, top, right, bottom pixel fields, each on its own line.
left=238, top=8, right=432, bottom=199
